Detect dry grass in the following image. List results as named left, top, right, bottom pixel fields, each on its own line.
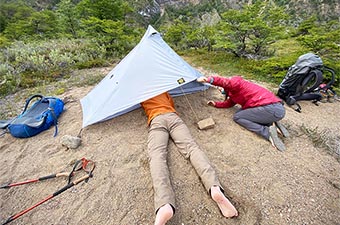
left=300, top=124, right=340, bottom=161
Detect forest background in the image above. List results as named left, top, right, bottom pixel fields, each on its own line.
left=0, top=0, right=340, bottom=110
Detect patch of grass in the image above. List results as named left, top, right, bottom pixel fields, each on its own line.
left=55, top=88, right=66, bottom=95
left=182, top=49, right=253, bottom=78
left=300, top=124, right=340, bottom=162
left=270, top=38, right=306, bottom=57
left=75, top=58, right=110, bottom=70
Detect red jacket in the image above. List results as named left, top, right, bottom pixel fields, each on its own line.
left=208, top=76, right=282, bottom=109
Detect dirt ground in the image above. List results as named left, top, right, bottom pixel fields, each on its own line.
left=0, top=69, right=340, bottom=225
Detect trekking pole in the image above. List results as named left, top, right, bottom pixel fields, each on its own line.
left=0, top=172, right=70, bottom=189
left=0, top=158, right=95, bottom=225
left=0, top=158, right=85, bottom=189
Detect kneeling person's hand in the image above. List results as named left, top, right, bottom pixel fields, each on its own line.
left=207, top=101, right=216, bottom=107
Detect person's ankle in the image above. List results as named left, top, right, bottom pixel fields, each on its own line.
left=210, top=185, right=222, bottom=196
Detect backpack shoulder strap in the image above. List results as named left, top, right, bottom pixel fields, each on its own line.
left=302, top=68, right=323, bottom=93
left=46, top=97, right=60, bottom=137
left=22, top=94, right=44, bottom=114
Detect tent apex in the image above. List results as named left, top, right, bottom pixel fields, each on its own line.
left=146, top=25, right=158, bottom=36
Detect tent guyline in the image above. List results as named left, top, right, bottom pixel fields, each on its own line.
left=180, top=86, right=200, bottom=122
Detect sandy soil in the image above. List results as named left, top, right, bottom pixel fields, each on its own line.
left=0, top=71, right=340, bottom=225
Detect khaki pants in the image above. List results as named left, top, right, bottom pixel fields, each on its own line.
left=147, top=112, right=221, bottom=213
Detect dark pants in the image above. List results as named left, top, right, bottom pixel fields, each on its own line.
left=233, top=102, right=285, bottom=140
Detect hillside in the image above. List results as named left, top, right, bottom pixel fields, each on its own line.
left=143, top=0, right=340, bottom=21
left=0, top=66, right=339, bottom=225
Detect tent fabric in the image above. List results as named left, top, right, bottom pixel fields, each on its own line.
left=80, top=25, right=208, bottom=128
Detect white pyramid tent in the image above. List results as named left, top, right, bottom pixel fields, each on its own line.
left=80, top=25, right=208, bottom=128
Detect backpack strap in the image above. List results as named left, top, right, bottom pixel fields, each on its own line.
left=46, top=98, right=60, bottom=137
left=294, top=102, right=302, bottom=113
left=48, top=107, right=59, bottom=137
left=285, top=96, right=302, bottom=113
left=302, top=69, right=323, bottom=93
left=22, top=94, right=44, bottom=114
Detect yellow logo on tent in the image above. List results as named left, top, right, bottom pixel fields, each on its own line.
left=177, top=78, right=185, bottom=84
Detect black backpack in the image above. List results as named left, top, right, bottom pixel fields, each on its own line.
left=277, top=53, right=335, bottom=112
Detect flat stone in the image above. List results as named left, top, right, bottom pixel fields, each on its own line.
left=197, top=117, right=215, bottom=130
left=60, top=135, right=82, bottom=149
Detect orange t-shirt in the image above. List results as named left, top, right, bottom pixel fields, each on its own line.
left=141, top=92, right=177, bottom=125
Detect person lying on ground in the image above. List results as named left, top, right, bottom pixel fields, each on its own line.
left=141, top=92, right=238, bottom=225
left=197, top=75, right=289, bottom=152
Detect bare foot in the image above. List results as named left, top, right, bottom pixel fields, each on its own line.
left=211, top=186, right=238, bottom=218
left=154, top=204, right=174, bottom=225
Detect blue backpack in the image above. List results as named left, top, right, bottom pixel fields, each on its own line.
left=0, top=94, right=64, bottom=138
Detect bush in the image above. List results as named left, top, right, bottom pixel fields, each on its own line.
left=0, top=38, right=108, bottom=96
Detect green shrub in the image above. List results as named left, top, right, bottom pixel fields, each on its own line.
left=0, top=38, right=108, bottom=96
left=75, top=58, right=108, bottom=69
left=0, top=35, right=11, bottom=48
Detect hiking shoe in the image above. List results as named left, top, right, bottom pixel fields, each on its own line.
left=286, top=96, right=296, bottom=105
left=269, top=126, right=286, bottom=152
left=274, top=121, right=290, bottom=138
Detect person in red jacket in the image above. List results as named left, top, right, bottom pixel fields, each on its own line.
left=197, top=75, right=289, bottom=152
left=141, top=92, right=238, bottom=225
